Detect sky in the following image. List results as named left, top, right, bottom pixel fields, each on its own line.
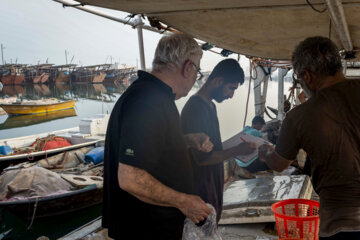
left=0, top=0, right=251, bottom=73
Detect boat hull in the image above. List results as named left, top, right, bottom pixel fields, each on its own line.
left=0, top=185, right=103, bottom=220
left=13, top=75, right=24, bottom=85
left=72, top=72, right=106, bottom=83
left=55, top=72, right=71, bottom=83
left=0, top=100, right=76, bottom=115
left=33, top=75, right=42, bottom=84
left=1, top=74, right=14, bottom=85
left=92, top=73, right=106, bottom=83
left=1, top=74, right=25, bottom=85
left=40, top=73, right=50, bottom=83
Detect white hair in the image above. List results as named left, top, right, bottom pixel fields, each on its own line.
left=152, top=33, right=203, bottom=72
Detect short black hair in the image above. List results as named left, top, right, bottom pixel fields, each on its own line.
left=207, top=59, right=245, bottom=85
left=252, top=116, right=265, bottom=125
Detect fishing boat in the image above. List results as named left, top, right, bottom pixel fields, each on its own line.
left=0, top=97, right=17, bottom=116
left=24, top=64, right=53, bottom=84
left=1, top=64, right=26, bottom=85
left=0, top=183, right=103, bottom=221
left=0, top=147, right=104, bottom=221
left=50, top=64, right=77, bottom=84
left=0, top=99, right=76, bottom=115
left=0, top=108, right=77, bottom=130
left=0, top=114, right=109, bottom=171
left=104, top=66, right=136, bottom=84
left=71, top=64, right=109, bottom=84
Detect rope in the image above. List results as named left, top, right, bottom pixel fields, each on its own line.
left=248, top=56, right=291, bottom=69
left=288, top=78, right=302, bottom=108
left=27, top=153, right=34, bottom=161
left=306, top=0, right=327, bottom=13
left=27, top=197, right=39, bottom=230
left=124, top=14, right=135, bottom=25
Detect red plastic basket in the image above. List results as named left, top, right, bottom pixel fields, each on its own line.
left=272, top=199, right=320, bottom=240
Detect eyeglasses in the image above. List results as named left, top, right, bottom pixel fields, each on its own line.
left=190, top=61, right=204, bottom=81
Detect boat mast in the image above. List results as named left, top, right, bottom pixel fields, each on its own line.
left=1, top=44, right=4, bottom=65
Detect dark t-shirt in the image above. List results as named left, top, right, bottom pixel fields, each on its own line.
left=181, top=95, right=224, bottom=222
left=102, top=71, right=194, bottom=240
left=275, top=80, right=360, bottom=236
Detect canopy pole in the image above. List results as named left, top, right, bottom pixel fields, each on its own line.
left=277, top=68, right=288, bottom=121
left=325, top=0, right=353, bottom=52
left=136, top=15, right=146, bottom=70
left=52, top=0, right=162, bottom=34
left=253, top=65, right=269, bottom=118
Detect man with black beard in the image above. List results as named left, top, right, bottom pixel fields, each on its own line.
left=181, top=59, right=256, bottom=223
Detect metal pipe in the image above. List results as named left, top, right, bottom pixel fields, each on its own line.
left=277, top=68, right=288, bottom=121
left=325, top=0, right=353, bottom=52
left=52, top=0, right=162, bottom=34
left=253, top=65, right=268, bottom=118
left=136, top=15, right=146, bottom=70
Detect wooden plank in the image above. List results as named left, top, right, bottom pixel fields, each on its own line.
left=58, top=217, right=102, bottom=240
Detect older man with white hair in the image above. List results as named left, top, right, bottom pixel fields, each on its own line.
left=102, top=33, right=212, bottom=240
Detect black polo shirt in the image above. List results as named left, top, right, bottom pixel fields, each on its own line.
left=102, top=71, right=194, bottom=240
left=181, top=95, right=224, bottom=223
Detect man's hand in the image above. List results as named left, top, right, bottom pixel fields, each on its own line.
left=177, top=194, right=211, bottom=224
left=184, top=133, right=213, bottom=152
left=258, top=144, right=275, bottom=162
left=234, top=142, right=257, bottom=155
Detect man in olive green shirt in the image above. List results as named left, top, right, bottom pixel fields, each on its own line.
left=259, top=36, right=360, bottom=240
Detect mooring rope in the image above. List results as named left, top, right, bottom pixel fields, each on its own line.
left=27, top=197, right=39, bottom=230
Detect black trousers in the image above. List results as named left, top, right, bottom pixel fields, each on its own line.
left=320, top=232, right=360, bottom=240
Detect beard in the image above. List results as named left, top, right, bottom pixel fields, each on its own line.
left=212, top=86, right=226, bottom=103
left=301, top=81, right=314, bottom=98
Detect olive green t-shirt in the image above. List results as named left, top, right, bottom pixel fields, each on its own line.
left=275, top=79, right=360, bottom=237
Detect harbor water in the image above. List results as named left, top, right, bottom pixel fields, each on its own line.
left=0, top=79, right=291, bottom=239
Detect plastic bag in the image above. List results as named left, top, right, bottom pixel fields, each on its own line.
left=182, top=204, right=222, bottom=240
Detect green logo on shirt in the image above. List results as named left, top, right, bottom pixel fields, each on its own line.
left=125, top=148, right=134, bottom=156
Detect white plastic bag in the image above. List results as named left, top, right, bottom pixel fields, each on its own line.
left=182, top=204, right=222, bottom=240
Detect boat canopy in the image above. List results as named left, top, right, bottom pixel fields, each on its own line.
left=76, top=0, right=360, bottom=60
